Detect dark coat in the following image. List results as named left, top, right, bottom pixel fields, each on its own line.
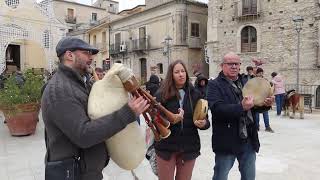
left=146, top=75, right=160, bottom=96
left=154, top=83, right=210, bottom=161
left=207, top=72, right=260, bottom=154
left=195, top=75, right=208, bottom=99
left=41, top=64, right=136, bottom=180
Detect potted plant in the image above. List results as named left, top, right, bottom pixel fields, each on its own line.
left=0, top=69, right=44, bottom=136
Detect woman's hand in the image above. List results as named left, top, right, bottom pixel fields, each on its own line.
left=194, top=119, right=207, bottom=128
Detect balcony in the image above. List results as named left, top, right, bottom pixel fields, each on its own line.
left=234, top=0, right=260, bottom=20
left=110, top=43, right=121, bottom=55
left=132, top=37, right=148, bottom=51
left=188, top=37, right=202, bottom=49
left=89, top=19, right=99, bottom=26
left=65, top=16, right=77, bottom=24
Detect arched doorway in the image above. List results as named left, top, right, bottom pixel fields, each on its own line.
left=316, top=86, right=320, bottom=108
left=140, top=58, right=147, bottom=84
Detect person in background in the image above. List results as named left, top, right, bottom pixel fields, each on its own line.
left=154, top=60, right=210, bottom=180
left=194, top=74, right=208, bottom=99
left=94, top=67, right=105, bottom=80
left=15, top=70, right=25, bottom=88
left=271, top=72, right=286, bottom=116
left=255, top=68, right=274, bottom=133
left=242, top=66, right=255, bottom=84
left=146, top=74, right=160, bottom=96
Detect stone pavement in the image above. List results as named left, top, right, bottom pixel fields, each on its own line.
left=0, top=110, right=320, bottom=180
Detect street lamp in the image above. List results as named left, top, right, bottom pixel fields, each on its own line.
left=292, top=15, right=304, bottom=93
left=163, top=35, right=172, bottom=66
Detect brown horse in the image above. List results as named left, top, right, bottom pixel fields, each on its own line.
left=283, top=90, right=304, bottom=119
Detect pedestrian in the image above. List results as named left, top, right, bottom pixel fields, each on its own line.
left=242, top=66, right=255, bottom=84
left=194, top=74, right=208, bottom=99
left=15, top=70, right=25, bottom=88
left=41, top=37, right=149, bottom=180
left=154, top=60, right=210, bottom=180
left=255, top=68, right=274, bottom=133
left=146, top=74, right=160, bottom=96
left=207, top=52, right=274, bottom=180
left=94, top=67, right=105, bottom=80
left=271, top=72, right=286, bottom=116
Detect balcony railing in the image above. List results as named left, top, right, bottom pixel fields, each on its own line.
left=132, top=37, right=148, bottom=51
left=188, top=37, right=202, bottom=49
left=110, top=43, right=121, bottom=55
left=234, top=0, right=260, bottom=20
left=65, top=16, right=77, bottom=24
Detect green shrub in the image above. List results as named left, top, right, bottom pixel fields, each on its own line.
left=0, top=69, right=44, bottom=110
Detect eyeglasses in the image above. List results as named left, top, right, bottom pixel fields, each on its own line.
left=223, top=62, right=241, bottom=67
left=78, top=50, right=93, bottom=55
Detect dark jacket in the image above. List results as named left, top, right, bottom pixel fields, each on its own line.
left=195, top=75, right=208, bottom=99
left=145, top=75, right=160, bottom=96
left=41, top=64, right=136, bottom=180
left=154, top=83, right=210, bottom=161
left=207, top=72, right=260, bottom=154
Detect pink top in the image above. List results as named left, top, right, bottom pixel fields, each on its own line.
left=272, top=75, right=286, bottom=95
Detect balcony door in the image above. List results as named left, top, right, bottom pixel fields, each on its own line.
left=140, top=58, right=147, bottom=83
left=67, top=8, right=74, bottom=18
left=242, top=0, right=257, bottom=15
left=139, top=27, right=146, bottom=49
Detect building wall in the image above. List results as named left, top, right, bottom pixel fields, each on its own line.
left=86, top=25, right=109, bottom=68
left=207, top=0, right=320, bottom=84
left=109, top=1, right=208, bottom=80
left=53, top=0, right=107, bottom=29
left=0, top=0, right=66, bottom=74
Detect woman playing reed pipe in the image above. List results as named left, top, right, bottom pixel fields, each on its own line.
left=154, top=60, right=210, bottom=180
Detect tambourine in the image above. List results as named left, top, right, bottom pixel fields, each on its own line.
left=242, top=77, right=274, bottom=106
left=193, top=99, right=208, bottom=122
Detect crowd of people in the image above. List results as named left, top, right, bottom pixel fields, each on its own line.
left=17, top=37, right=287, bottom=180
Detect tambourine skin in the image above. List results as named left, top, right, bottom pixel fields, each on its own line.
left=242, top=77, right=274, bottom=107
left=193, top=99, right=208, bottom=122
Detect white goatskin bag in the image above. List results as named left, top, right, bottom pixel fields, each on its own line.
left=87, top=63, right=146, bottom=170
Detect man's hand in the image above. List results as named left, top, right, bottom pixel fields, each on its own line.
left=128, top=96, right=150, bottom=116
left=242, top=95, right=254, bottom=111
left=194, top=119, right=207, bottom=128
left=264, top=95, right=275, bottom=107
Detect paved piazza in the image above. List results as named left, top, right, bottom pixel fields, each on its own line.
left=0, top=110, right=319, bottom=180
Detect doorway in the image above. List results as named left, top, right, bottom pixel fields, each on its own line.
left=140, top=58, right=147, bottom=84
left=5, top=44, right=21, bottom=74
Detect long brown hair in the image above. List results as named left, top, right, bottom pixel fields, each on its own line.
left=160, top=60, right=190, bottom=102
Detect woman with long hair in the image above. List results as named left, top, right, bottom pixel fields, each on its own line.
left=154, top=60, right=210, bottom=180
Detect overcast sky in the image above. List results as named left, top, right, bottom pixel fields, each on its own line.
left=77, top=0, right=208, bottom=11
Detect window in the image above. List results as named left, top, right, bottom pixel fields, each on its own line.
left=157, top=63, right=163, bottom=74
left=191, top=23, right=200, bottom=37
left=242, top=0, right=257, bottom=15
left=92, top=13, right=97, bottom=21
left=5, top=0, right=19, bottom=9
left=241, top=26, right=257, bottom=53
left=110, top=4, right=113, bottom=7
left=93, top=35, right=97, bottom=46
left=43, top=30, right=50, bottom=48
left=67, top=8, right=74, bottom=18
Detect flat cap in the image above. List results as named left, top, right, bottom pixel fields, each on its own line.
left=56, top=37, right=99, bottom=57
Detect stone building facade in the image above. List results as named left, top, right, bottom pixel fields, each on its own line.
left=207, top=0, right=320, bottom=107
left=0, top=0, right=66, bottom=74
left=109, top=0, right=208, bottom=83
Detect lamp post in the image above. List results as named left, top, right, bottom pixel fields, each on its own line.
left=292, top=15, right=304, bottom=93
left=163, top=35, right=172, bottom=66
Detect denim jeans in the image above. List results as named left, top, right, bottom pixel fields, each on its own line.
left=255, top=111, right=270, bottom=128
left=275, top=93, right=285, bottom=115
left=212, top=143, right=256, bottom=180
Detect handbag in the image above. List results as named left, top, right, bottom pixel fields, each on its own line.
left=45, top=157, right=80, bottom=180
left=44, top=130, right=81, bottom=180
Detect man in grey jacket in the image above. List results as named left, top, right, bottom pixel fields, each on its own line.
left=41, top=37, right=149, bottom=180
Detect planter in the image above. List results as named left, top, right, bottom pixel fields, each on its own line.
left=2, top=103, right=40, bottom=136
